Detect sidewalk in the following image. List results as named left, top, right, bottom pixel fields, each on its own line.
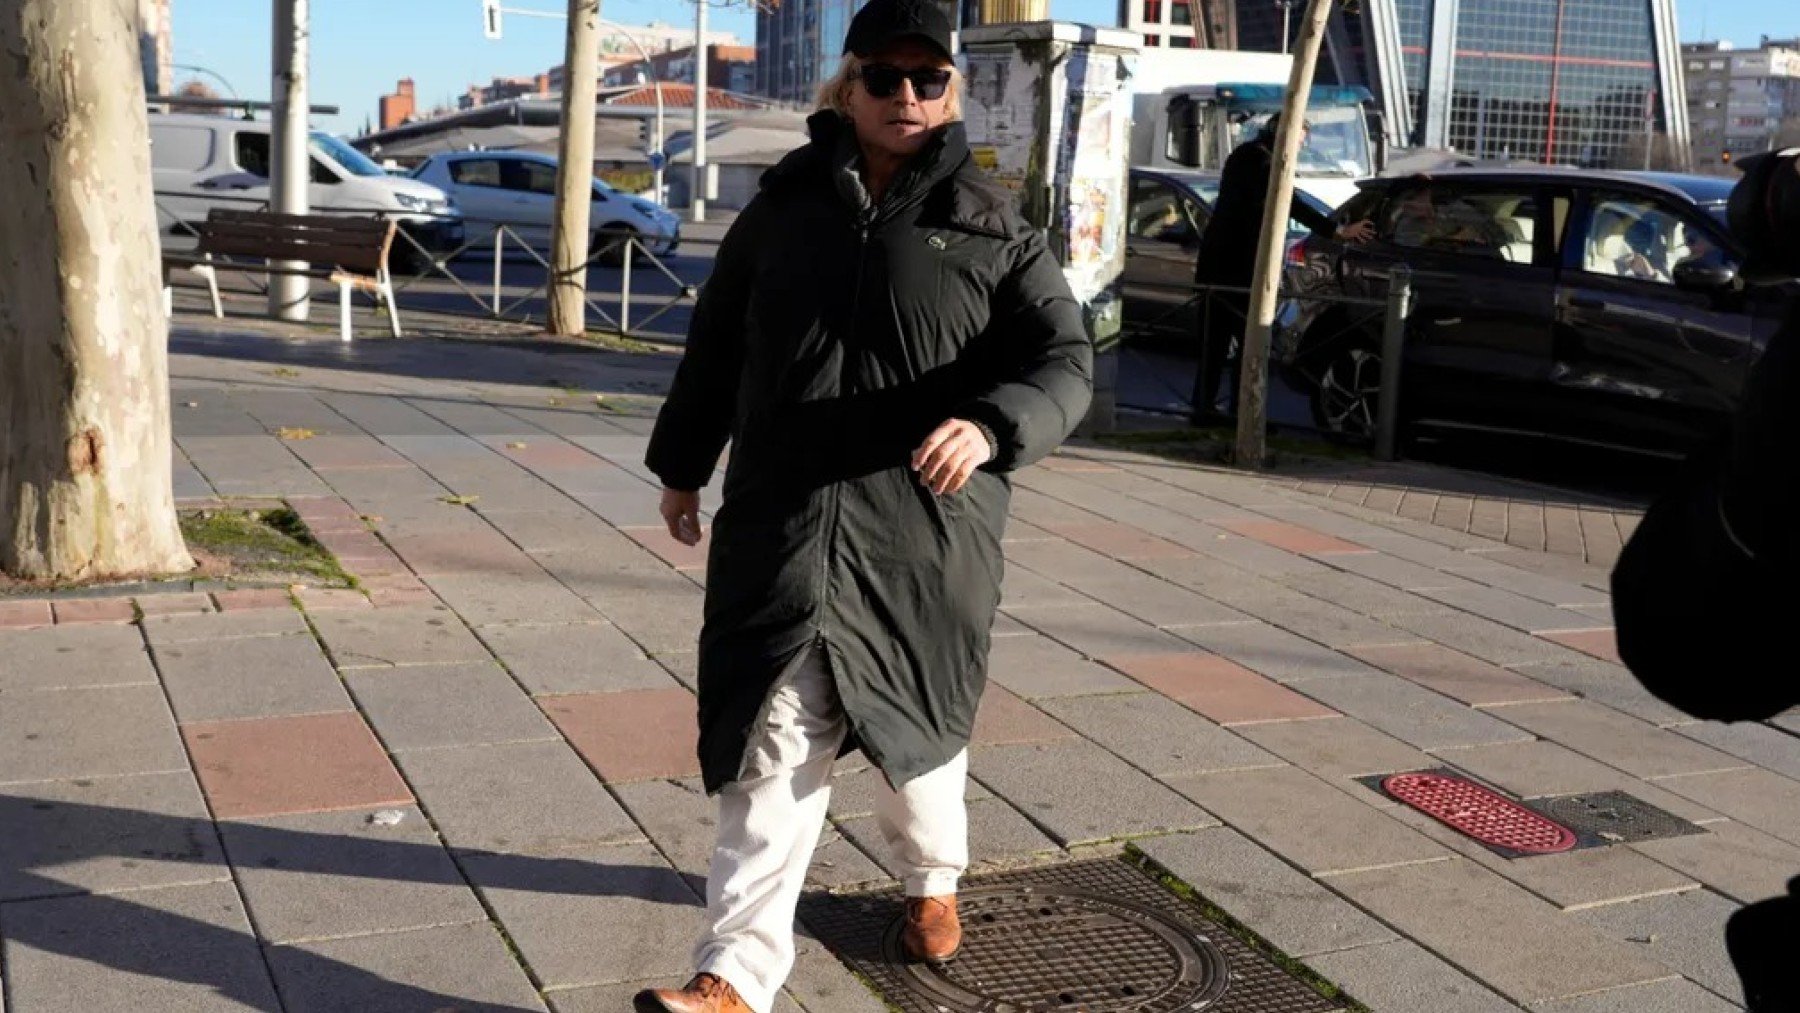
left=0, top=318, right=1789, bottom=1012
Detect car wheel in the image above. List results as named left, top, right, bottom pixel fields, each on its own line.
left=596, top=225, right=637, bottom=267
left=1310, top=341, right=1384, bottom=444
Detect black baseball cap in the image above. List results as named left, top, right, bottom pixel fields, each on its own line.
left=1728, top=147, right=1800, bottom=283
left=844, top=0, right=955, bottom=61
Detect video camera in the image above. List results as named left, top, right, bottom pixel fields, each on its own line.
left=1728, top=147, right=1800, bottom=282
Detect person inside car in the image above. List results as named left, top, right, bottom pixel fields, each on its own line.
left=1615, top=215, right=1672, bottom=283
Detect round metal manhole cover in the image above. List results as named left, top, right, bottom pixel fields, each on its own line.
left=1382, top=771, right=1577, bottom=855
left=881, top=885, right=1231, bottom=1012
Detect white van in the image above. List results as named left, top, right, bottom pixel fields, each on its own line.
left=148, top=113, right=464, bottom=269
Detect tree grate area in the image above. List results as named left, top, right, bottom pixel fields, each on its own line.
left=798, top=857, right=1347, bottom=1013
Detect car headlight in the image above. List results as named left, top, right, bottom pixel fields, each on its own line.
left=393, top=193, right=431, bottom=212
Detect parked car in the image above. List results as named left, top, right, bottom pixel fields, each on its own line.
left=1276, top=169, right=1795, bottom=457
left=148, top=113, right=464, bottom=271
left=1122, top=166, right=1334, bottom=343
left=411, top=151, right=680, bottom=264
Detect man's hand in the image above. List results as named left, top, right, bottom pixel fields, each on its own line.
left=912, top=419, right=993, bottom=496
left=1337, top=219, right=1375, bottom=244
left=660, top=488, right=703, bottom=546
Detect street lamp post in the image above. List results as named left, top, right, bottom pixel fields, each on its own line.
left=692, top=0, right=709, bottom=222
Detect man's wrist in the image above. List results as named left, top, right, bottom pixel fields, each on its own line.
left=964, top=419, right=999, bottom=461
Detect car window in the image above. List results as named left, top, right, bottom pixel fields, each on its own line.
left=309, top=157, right=339, bottom=185
left=1384, top=187, right=1538, bottom=263
left=1128, top=176, right=1204, bottom=245
left=234, top=132, right=270, bottom=177
left=449, top=159, right=503, bottom=187
left=1579, top=197, right=1688, bottom=285
left=501, top=160, right=559, bottom=195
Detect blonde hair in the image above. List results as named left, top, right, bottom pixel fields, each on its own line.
left=815, top=53, right=963, bottom=122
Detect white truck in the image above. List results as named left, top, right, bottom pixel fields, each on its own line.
left=1127, top=48, right=1387, bottom=209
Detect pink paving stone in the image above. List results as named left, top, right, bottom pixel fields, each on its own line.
left=972, top=685, right=1077, bottom=746
left=1539, top=628, right=1623, bottom=665
left=134, top=593, right=218, bottom=617
left=0, top=600, right=54, bottom=629
left=1348, top=641, right=1572, bottom=707
left=213, top=588, right=295, bottom=611
left=315, top=530, right=389, bottom=559
left=620, top=526, right=711, bottom=571
left=1216, top=518, right=1368, bottom=556
left=184, top=711, right=413, bottom=819
left=287, top=496, right=362, bottom=523
left=335, top=554, right=411, bottom=579
left=1043, top=523, right=1196, bottom=560
left=1108, top=652, right=1339, bottom=726
left=296, top=587, right=373, bottom=611
left=541, top=687, right=701, bottom=783
left=52, top=598, right=137, bottom=624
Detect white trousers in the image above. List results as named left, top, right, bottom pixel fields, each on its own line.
left=696, top=645, right=969, bottom=1013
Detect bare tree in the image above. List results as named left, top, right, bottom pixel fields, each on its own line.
left=170, top=78, right=222, bottom=114
left=0, top=0, right=193, bottom=581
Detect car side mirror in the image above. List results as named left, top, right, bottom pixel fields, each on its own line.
left=1674, top=260, right=1738, bottom=291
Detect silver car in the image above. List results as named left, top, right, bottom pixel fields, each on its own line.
left=411, top=150, right=679, bottom=263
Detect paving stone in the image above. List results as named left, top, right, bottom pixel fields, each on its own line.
left=1041, top=521, right=1196, bottom=560
left=1171, top=620, right=1386, bottom=684
left=1634, top=819, right=1800, bottom=905
left=184, top=711, right=412, bottom=820
left=399, top=740, right=643, bottom=858
left=1506, top=659, right=1699, bottom=727
left=971, top=684, right=1077, bottom=747
left=1236, top=716, right=1435, bottom=801
left=839, top=795, right=1061, bottom=883
left=1306, top=940, right=1527, bottom=1013
left=654, top=650, right=700, bottom=691
left=1106, top=651, right=1340, bottom=726
left=461, top=840, right=702, bottom=988
left=0, top=599, right=54, bottom=629
left=1251, top=595, right=1415, bottom=649
left=985, top=634, right=1141, bottom=699
left=1278, top=569, right=1454, bottom=618
left=1001, top=536, right=1144, bottom=588
left=479, top=507, right=615, bottom=553
left=142, top=606, right=308, bottom=644
left=1577, top=890, right=1745, bottom=1004
left=284, top=434, right=414, bottom=471
left=268, top=921, right=547, bottom=1012
left=133, top=592, right=216, bottom=617
left=384, top=526, right=539, bottom=577
left=785, top=936, right=892, bottom=1013
left=221, top=806, right=484, bottom=944
left=806, top=826, right=891, bottom=888
left=49, top=597, right=135, bottom=624
left=1167, top=765, right=1449, bottom=876
left=474, top=621, right=676, bottom=696
left=611, top=777, right=719, bottom=882
left=154, top=633, right=351, bottom=724
left=0, top=624, right=155, bottom=691
left=998, top=565, right=1090, bottom=609
left=1134, top=827, right=1399, bottom=958
left=1192, top=526, right=1336, bottom=577
left=542, top=687, right=700, bottom=783
left=0, top=771, right=226, bottom=903
left=422, top=570, right=603, bottom=628
left=1215, top=517, right=1367, bottom=555
left=1488, top=702, right=1749, bottom=781
left=989, top=611, right=1035, bottom=638
left=346, top=662, right=555, bottom=752
left=1384, top=611, right=1588, bottom=667
left=970, top=742, right=1217, bottom=846
left=1288, top=673, right=1535, bottom=751
left=1003, top=602, right=1196, bottom=660
left=1384, top=803, right=1700, bottom=911
left=1533, top=978, right=1744, bottom=1013
left=1321, top=550, right=1484, bottom=592
left=548, top=981, right=804, bottom=1013
left=0, top=685, right=187, bottom=785
left=1539, top=628, right=1623, bottom=664
left=1654, top=768, right=1800, bottom=848
left=1415, top=585, right=1603, bottom=634
left=0, top=880, right=282, bottom=1013
left=1349, top=642, right=1573, bottom=707
left=1674, top=721, right=1800, bottom=782
left=1041, top=692, right=1282, bottom=776
left=590, top=589, right=707, bottom=656
left=1134, top=554, right=1304, bottom=614
left=295, top=587, right=373, bottom=611
left=1326, top=858, right=1687, bottom=1004
left=310, top=606, right=492, bottom=668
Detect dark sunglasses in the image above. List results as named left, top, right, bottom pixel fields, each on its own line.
left=857, top=64, right=953, bottom=101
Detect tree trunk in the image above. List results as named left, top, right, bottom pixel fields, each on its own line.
left=546, top=0, right=601, bottom=336
left=0, top=0, right=194, bottom=581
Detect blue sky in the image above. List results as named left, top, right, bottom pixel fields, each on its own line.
left=171, top=0, right=1797, bottom=134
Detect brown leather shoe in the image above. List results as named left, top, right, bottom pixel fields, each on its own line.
left=633, top=973, right=751, bottom=1013
left=902, top=893, right=961, bottom=963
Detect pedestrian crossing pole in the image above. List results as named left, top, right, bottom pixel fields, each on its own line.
left=1234, top=0, right=1332, bottom=468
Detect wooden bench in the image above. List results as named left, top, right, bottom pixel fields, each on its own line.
left=162, top=209, right=401, bottom=342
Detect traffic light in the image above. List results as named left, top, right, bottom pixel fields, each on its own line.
left=482, top=0, right=502, bottom=39
left=1722, top=150, right=1732, bottom=165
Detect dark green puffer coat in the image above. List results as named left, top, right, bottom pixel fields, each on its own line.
left=646, top=111, right=1093, bottom=793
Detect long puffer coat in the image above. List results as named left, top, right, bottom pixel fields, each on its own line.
left=645, top=111, right=1093, bottom=793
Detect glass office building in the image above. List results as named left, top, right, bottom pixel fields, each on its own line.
left=756, top=0, right=958, bottom=104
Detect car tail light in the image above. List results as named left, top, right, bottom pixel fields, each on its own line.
left=1286, top=236, right=1310, bottom=266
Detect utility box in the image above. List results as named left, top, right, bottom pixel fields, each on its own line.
left=958, top=22, right=1140, bottom=435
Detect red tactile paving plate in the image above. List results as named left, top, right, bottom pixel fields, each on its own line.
left=1380, top=770, right=1577, bottom=856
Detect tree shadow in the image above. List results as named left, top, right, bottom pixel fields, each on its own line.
left=0, top=792, right=708, bottom=1010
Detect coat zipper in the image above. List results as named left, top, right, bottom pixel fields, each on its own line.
left=814, top=220, right=871, bottom=645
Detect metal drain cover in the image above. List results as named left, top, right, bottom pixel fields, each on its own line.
left=800, top=857, right=1346, bottom=1013
left=1530, top=790, right=1708, bottom=846
left=1375, top=769, right=1577, bottom=857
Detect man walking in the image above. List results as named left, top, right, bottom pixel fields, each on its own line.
left=1190, top=113, right=1371, bottom=425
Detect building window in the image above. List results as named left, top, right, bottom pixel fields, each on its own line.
left=1171, top=0, right=1192, bottom=26
left=1143, top=0, right=1162, bottom=23
left=1170, top=33, right=1197, bottom=48
left=1146, top=33, right=1162, bottom=46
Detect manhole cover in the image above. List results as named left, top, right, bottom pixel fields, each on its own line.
left=1372, top=770, right=1577, bottom=858
left=887, top=886, right=1229, bottom=1011
left=1530, top=790, right=1708, bottom=846
left=800, top=857, right=1346, bottom=1013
